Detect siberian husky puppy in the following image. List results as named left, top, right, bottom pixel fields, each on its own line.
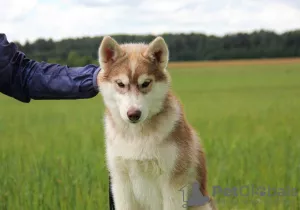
left=97, top=36, right=217, bottom=210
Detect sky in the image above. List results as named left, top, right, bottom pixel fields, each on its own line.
left=1, top=0, right=300, bottom=44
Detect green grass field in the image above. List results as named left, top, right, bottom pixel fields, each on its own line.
left=1, top=60, right=300, bottom=210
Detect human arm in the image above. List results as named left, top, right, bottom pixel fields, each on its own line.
left=0, top=33, right=100, bottom=103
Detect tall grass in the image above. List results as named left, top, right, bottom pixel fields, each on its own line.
left=1, top=61, right=300, bottom=209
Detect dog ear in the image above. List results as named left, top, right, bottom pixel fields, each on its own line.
left=143, top=36, right=169, bottom=70
left=98, top=36, right=124, bottom=67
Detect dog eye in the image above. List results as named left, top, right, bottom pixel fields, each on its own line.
left=116, top=81, right=125, bottom=88
left=141, top=80, right=151, bottom=88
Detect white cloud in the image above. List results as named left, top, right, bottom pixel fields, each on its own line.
left=0, top=0, right=38, bottom=21
left=1, top=0, right=300, bottom=44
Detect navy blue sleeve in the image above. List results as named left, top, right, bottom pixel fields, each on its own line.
left=0, top=33, right=100, bottom=103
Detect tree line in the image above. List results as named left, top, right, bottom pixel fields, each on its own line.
left=15, top=29, right=300, bottom=67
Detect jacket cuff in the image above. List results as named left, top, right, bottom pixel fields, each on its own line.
left=93, top=67, right=101, bottom=92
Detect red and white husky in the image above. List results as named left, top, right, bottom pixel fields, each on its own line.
left=97, top=36, right=217, bottom=210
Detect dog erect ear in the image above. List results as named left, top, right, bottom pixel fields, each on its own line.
left=143, top=36, right=169, bottom=69
left=98, top=36, right=124, bottom=66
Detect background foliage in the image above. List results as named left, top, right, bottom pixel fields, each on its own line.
left=14, top=30, right=300, bottom=66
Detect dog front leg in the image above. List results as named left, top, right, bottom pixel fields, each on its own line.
left=111, top=173, right=141, bottom=210
left=162, top=183, right=186, bottom=210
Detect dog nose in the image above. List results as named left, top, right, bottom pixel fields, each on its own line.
left=127, top=108, right=141, bottom=122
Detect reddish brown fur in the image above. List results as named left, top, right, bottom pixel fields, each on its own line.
left=167, top=95, right=209, bottom=196
left=197, top=147, right=208, bottom=196
left=99, top=44, right=167, bottom=82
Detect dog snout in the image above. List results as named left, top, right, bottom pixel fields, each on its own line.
left=127, top=108, right=141, bottom=122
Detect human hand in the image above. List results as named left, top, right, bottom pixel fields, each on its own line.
left=97, top=70, right=102, bottom=89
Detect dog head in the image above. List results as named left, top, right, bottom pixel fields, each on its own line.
left=97, top=36, right=170, bottom=124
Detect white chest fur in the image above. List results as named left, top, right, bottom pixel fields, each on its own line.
left=106, top=129, right=178, bottom=176
left=104, top=112, right=178, bottom=172
left=104, top=116, right=181, bottom=210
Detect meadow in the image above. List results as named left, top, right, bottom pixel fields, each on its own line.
left=1, top=58, right=300, bottom=210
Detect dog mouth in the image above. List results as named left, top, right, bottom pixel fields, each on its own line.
left=128, top=116, right=141, bottom=124
left=129, top=119, right=140, bottom=124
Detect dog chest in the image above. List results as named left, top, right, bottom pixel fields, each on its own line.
left=107, top=136, right=178, bottom=175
